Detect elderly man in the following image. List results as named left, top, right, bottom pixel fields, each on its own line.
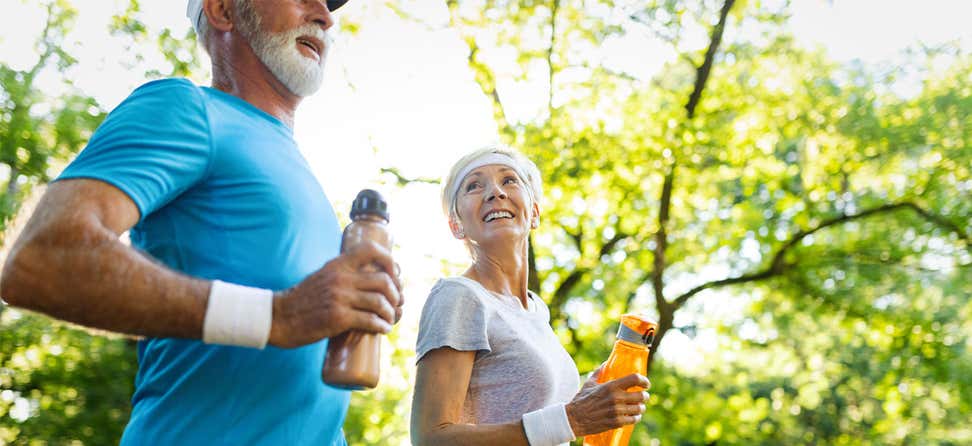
left=0, top=0, right=401, bottom=444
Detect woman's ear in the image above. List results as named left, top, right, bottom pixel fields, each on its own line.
left=449, top=218, right=465, bottom=239
left=530, top=202, right=541, bottom=229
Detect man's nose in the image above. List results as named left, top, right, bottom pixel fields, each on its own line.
left=307, top=0, right=335, bottom=31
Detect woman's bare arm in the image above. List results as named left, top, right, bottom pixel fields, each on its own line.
left=411, top=347, right=532, bottom=445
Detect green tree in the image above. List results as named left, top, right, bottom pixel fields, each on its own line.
left=0, top=310, right=136, bottom=444
left=3, top=0, right=969, bottom=444
left=108, top=0, right=205, bottom=80
left=0, top=0, right=102, bottom=239
left=1, top=1, right=208, bottom=444
left=432, top=0, right=971, bottom=444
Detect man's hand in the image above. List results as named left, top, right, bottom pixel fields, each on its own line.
left=268, top=240, right=404, bottom=348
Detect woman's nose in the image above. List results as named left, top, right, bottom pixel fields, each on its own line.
left=485, top=183, right=507, bottom=201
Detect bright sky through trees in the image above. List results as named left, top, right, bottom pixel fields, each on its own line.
left=1, top=0, right=969, bottom=368
left=1, top=2, right=970, bottom=444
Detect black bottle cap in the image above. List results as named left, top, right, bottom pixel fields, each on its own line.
left=350, top=189, right=389, bottom=221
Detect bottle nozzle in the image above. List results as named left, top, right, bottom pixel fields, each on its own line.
left=350, top=189, right=389, bottom=221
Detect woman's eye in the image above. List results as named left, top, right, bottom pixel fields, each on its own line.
left=504, top=177, right=518, bottom=185
left=465, top=182, right=481, bottom=192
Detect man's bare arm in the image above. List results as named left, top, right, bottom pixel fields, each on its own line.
left=1, top=179, right=209, bottom=338
left=0, top=178, right=404, bottom=345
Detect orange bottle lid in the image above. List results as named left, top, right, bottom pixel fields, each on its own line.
left=618, top=314, right=658, bottom=346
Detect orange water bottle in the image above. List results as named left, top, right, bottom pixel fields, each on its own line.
left=582, top=314, right=657, bottom=446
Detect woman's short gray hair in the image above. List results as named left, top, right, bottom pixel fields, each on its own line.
left=441, top=146, right=544, bottom=222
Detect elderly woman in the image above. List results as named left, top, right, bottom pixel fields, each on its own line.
left=411, top=147, right=651, bottom=446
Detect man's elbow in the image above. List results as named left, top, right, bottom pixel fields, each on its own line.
left=1, top=239, right=49, bottom=309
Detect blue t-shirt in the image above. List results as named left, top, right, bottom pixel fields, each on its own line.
left=58, top=78, right=350, bottom=445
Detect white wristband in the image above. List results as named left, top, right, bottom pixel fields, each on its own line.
left=202, top=280, right=274, bottom=349
left=522, top=403, right=576, bottom=446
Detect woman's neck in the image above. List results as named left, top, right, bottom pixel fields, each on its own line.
left=464, top=240, right=531, bottom=308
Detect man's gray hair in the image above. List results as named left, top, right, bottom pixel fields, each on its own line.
left=188, top=0, right=254, bottom=52
left=441, top=146, right=544, bottom=222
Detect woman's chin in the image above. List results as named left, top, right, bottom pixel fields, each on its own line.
left=475, top=227, right=528, bottom=245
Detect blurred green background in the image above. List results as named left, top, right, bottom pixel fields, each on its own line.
left=1, top=0, right=970, bottom=444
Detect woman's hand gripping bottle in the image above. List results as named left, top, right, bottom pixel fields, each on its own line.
left=583, top=314, right=657, bottom=446
left=321, top=189, right=391, bottom=390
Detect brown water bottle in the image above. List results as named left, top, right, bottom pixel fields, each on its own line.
left=321, top=189, right=391, bottom=390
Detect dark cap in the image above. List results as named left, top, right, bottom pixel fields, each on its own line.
left=350, top=189, right=389, bottom=221
left=188, top=1, right=352, bottom=38
left=327, top=0, right=350, bottom=11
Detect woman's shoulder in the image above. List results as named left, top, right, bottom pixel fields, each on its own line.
left=422, top=276, right=504, bottom=317
left=429, top=276, right=492, bottom=301
left=416, top=277, right=497, bottom=360
left=422, top=277, right=489, bottom=313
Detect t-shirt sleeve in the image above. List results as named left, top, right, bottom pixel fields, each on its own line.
left=57, top=78, right=212, bottom=221
left=415, top=280, right=491, bottom=363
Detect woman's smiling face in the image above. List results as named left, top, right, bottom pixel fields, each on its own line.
left=452, top=164, right=538, bottom=245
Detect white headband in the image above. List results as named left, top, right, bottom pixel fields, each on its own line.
left=187, top=0, right=205, bottom=36
left=451, top=153, right=532, bottom=208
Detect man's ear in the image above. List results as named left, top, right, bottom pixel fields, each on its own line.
left=204, top=0, right=236, bottom=32
left=449, top=218, right=465, bottom=239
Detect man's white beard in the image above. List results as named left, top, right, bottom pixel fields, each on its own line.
left=248, top=24, right=329, bottom=97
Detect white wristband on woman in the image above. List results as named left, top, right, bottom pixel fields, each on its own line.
left=522, top=403, right=576, bottom=446
left=202, top=280, right=274, bottom=349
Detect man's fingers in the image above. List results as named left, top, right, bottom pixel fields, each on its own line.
left=610, top=373, right=650, bottom=390
left=357, top=271, right=402, bottom=308
left=622, top=414, right=642, bottom=426
left=344, top=241, right=400, bottom=288
left=350, top=310, right=392, bottom=334
left=350, top=291, right=396, bottom=325
left=395, top=265, right=405, bottom=308
left=615, top=388, right=649, bottom=404
left=626, top=403, right=646, bottom=415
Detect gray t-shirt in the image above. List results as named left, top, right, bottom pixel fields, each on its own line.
left=416, top=276, right=581, bottom=426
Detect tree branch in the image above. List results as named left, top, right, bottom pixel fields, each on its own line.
left=546, top=0, right=560, bottom=117
left=467, top=41, right=508, bottom=126
left=599, top=231, right=629, bottom=258
left=548, top=267, right=590, bottom=325
left=646, top=0, right=737, bottom=372
left=379, top=167, right=440, bottom=186
left=651, top=166, right=675, bottom=307
left=446, top=0, right=508, bottom=126
left=628, top=13, right=697, bottom=67
left=548, top=226, right=628, bottom=324
left=650, top=0, right=737, bottom=312
left=685, top=0, right=735, bottom=119
left=902, top=202, right=970, bottom=245
left=559, top=224, right=582, bottom=253
left=671, top=201, right=968, bottom=309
